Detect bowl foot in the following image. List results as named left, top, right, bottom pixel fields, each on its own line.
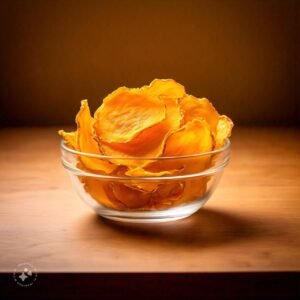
left=95, top=201, right=206, bottom=223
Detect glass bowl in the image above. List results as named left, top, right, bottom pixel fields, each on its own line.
left=60, top=139, right=230, bottom=223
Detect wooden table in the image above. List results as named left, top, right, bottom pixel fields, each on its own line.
left=0, top=127, right=299, bottom=298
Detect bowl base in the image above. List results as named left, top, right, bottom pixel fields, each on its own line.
left=95, top=200, right=206, bottom=223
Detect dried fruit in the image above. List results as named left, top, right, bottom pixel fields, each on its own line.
left=146, top=118, right=213, bottom=174
left=180, top=95, right=219, bottom=134
left=94, top=87, right=166, bottom=144
left=58, top=130, right=77, bottom=149
left=109, top=182, right=152, bottom=209
left=214, top=115, right=233, bottom=149
left=59, top=100, right=116, bottom=174
left=100, top=96, right=182, bottom=168
left=147, top=78, right=185, bottom=98
left=82, top=177, right=125, bottom=210
left=59, top=79, right=233, bottom=210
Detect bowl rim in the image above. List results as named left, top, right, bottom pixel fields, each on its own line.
left=61, top=138, right=230, bottom=161
left=62, top=158, right=230, bottom=180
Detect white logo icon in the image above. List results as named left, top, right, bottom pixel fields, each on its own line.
left=13, top=263, right=37, bottom=287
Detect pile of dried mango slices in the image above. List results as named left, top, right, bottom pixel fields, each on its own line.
left=59, top=79, right=233, bottom=210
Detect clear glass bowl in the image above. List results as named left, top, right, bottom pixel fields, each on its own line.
left=60, top=139, right=230, bottom=223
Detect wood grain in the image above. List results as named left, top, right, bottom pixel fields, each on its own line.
left=0, top=127, right=299, bottom=272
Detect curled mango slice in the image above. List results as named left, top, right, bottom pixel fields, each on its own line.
left=60, top=100, right=116, bottom=174
left=180, top=95, right=219, bottom=134
left=214, top=115, right=233, bottom=149
left=100, top=97, right=182, bottom=168
left=103, top=96, right=182, bottom=191
left=82, top=177, right=125, bottom=210
left=109, top=182, right=152, bottom=209
left=94, top=87, right=166, bottom=144
left=164, top=118, right=213, bottom=157
left=58, top=130, right=77, bottom=149
left=95, top=79, right=185, bottom=166
left=146, top=118, right=213, bottom=174
left=124, top=167, right=183, bottom=192
left=146, top=78, right=186, bottom=98
left=149, top=182, right=185, bottom=209
left=125, top=167, right=181, bottom=178
left=179, top=177, right=208, bottom=204
left=124, top=118, right=213, bottom=196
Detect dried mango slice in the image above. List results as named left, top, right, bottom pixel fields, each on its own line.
left=149, top=182, right=184, bottom=209
left=180, top=95, right=219, bottom=134
left=82, top=177, right=125, bottom=210
left=125, top=167, right=181, bottom=177
left=164, top=118, right=213, bottom=173
left=214, top=115, right=233, bottom=149
left=179, top=177, right=208, bottom=204
left=124, top=167, right=183, bottom=192
left=109, top=181, right=185, bottom=210
left=83, top=164, right=152, bottom=209
left=146, top=79, right=186, bottom=98
left=59, top=100, right=116, bottom=174
left=110, top=182, right=152, bottom=209
left=164, top=118, right=213, bottom=156
left=58, top=130, right=77, bottom=149
left=100, top=97, right=182, bottom=168
left=94, top=87, right=166, bottom=144
left=147, top=118, right=213, bottom=174
left=76, top=100, right=117, bottom=173
left=101, top=121, right=167, bottom=158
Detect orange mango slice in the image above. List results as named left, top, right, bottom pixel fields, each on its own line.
left=60, top=100, right=116, bottom=174
left=94, top=87, right=166, bottom=144
left=180, top=95, right=219, bottom=134
left=214, top=115, right=234, bottom=149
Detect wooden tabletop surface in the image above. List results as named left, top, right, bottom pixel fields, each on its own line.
left=0, top=127, right=299, bottom=273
